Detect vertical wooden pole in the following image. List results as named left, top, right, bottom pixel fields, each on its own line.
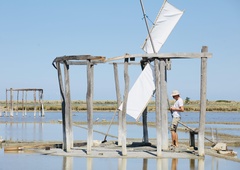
left=64, top=61, right=73, bottom=152
left=16, top=91, right=19, bottom=115
left=113, top=63, right=122, bottom=146
left=40, top=90, right=45, bottom=117
left=122, top=58, right=129, bottom=156
left=87, top=60, right=93, bottom=154
left=57, top=62, right=66, bottom=151
left=34, top=90, right=36, bottom=117
left=6, top=89, right=8, bottom=115
left=198, top=46, right=208, bottom=156
left=22, top=91, right=24, bottom=116
left=25, top=91, right=27, bottom=116
left=140, top=60, right=149, bottom=144
left=10, top=88, right=13, bottom=117
left=155, top=59, right=162, bottom=156
left=160, top=59, right=168, bottom=150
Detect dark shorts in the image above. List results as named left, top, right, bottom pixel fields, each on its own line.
left=170, top=117, right=181, bottom=132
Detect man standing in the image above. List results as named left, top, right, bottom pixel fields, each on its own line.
left=170, top=90, right=184, bottom=147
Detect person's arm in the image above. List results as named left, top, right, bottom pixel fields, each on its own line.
left=170, top=106, right=184, bottom=112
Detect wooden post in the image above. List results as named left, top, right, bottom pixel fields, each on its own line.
left=122, top=58, right=129, bottom=156
left=57, top=62, right=70, bottom=152
left=155, top=59, right=162, bottom=156
left=198, top=46, right=208, bottom=156
left=34, top=90, right=36, bottom=117
left=25, top=91, right=27, bottom=116
left=64, top=61, right=73, bottom=151
left=16, top=91, right=19, bottom=115
left=6, top=89, right=8, bottom=116
left=140, top=60, right=149, bottom=144
left=113, top=63, right=123, bottom=146
left=40, top=90, right=45, bottom=117
left=22, top=91, right=24, bottom=116
left=160, top=59, right=168, bottom=150
left=10, top=88, right=13, bottom=117
left=87, top=60, right=94, bottom=154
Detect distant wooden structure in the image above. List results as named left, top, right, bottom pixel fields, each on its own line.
left=52, top=46, right=212, bottom=157
left=5, top=88, right=44, bottom=117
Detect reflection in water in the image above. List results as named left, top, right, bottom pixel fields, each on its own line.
left=118, top=158, right=127, bottom=170
left=190, top=159, right=195, bottom=170
left=143, top=159, right=147, bottom=170
left=198, top=159, right=204, bottom=170
left=87, top=157, right=92, bottom=170
left=171, top=158, right=178, bottom=170
left=62, top=156, right=73, bottom=170
left=211, top=157, right=219, bottom=170
left=157, top=158, right=168, bottom=170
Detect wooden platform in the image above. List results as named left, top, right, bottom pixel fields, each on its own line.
left=34, top=141, right=201, bottom=159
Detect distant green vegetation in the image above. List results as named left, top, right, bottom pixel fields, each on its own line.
left=0, top=100, right=240, bottom=112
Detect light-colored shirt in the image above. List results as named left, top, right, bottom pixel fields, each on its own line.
left=172, top=97, right=183, bottom=118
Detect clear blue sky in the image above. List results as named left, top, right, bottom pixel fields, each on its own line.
left=1, top=0, right=239, bottom=101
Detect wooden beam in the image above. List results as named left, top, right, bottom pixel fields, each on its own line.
left=198, top=46, right=208, bottom=156
left=53, top=55, right=106, bottom=63
left=106, top=52, right=212, bottom=62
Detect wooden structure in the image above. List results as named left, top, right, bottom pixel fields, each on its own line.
left=5, top=88, right=44, bottom=117
left=52, top=46, right=212, bottom=157
left=52, top=55, right=106, bottom=152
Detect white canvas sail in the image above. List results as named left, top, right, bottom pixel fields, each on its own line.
left=118, top=63, right=155, bottom=121
left=142, top=2, right=184, bottom=53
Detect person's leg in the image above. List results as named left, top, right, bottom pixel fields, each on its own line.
left=171, top=131, right=175, bottom=146
left=175, top=132, right=178, bottom=147
left=171, top=117, right=177, bottom=146
left=171, top=131, right=177, bottom=146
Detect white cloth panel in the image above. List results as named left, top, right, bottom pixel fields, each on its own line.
left=142, top=2, right=184, bottom=53
left=118, top=63, right=155, bottom=121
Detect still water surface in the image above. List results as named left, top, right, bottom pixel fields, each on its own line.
left=0, top=111, right=239, bottom=169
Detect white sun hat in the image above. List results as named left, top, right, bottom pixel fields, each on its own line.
left=171, top=90, right=180, bottom=96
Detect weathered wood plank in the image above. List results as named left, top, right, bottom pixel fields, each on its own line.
left=53, top=55, right=106, bottom=63
left=106, top=53, right=212, bottom=62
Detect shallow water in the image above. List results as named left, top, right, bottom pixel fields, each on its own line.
left=0, top=152, right=239, bottom=170
left=0, top=111, right=239, bottom=169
